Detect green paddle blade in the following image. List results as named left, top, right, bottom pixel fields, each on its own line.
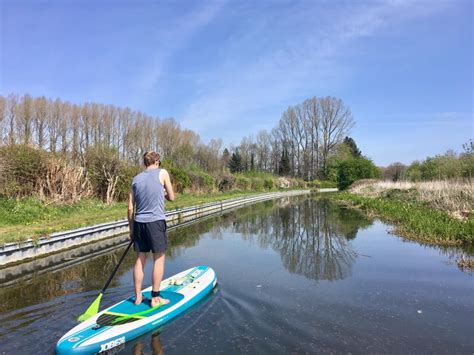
left=78, top=293, right=103, bottom=322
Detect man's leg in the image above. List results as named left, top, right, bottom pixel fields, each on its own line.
left=151, top=252, right=170, bottom=307
left=133, top=252, right=148, bottom=305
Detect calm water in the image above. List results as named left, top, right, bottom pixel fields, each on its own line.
left=0, top=196, right=473, bottom=354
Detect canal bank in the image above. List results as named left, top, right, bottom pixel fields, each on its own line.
left=0, top=190, right=310, bottom=267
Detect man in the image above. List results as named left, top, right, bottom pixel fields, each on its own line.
left=128, top=151, right=175, bottom=308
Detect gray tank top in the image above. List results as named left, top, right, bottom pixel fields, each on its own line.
left=132, top=168, right=166, bottom=223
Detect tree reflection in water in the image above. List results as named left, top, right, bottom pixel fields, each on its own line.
left=230, top=197, right=373, bottom=281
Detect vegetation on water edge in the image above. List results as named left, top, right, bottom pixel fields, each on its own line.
left=330, top=191, right=473, bottom=246
left=0, top=190, right=285, bottom=245
left=349, top=179, right=473, bottom=221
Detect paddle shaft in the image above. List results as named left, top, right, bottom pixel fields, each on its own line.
left=102, top=240, right=134, bottom=293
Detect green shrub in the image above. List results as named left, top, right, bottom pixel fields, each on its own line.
left=187, top=170, right=215, bottom=193
left=235, top=175, right=251, bottom=190
left=406, top=161, right=422, bottom=182
left=116, top=164, right=141, bottom=201
left=251, top=177, right=264, bottom=191
left=217, top=174, right=235, bottom=191
left=406, top=150, right=470, bottom=181
left=0, top=144, right=48, bottom=198
left=263, top=178, right=274, bottom=190
left=169, top=166, right=190, bottom=193
left=307, top=180, right=321, bottom=189
left=84, top=146, right=122, bottom=203
left=319, top=181, right=338, bottom=188
left=337, top=156, right=380, bottom=190
left=295, top=179, right=307, bottom=188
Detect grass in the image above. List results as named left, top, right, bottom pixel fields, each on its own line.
left=330, top=190, right=474, bottom=246
left=0, top=190, right=278, bottom=245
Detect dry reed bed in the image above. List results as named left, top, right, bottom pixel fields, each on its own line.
left=349, top=180, right=473, bottom=220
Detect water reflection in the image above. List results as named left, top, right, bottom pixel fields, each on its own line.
left=225, top=197, right=373, bottom=281
left=132, top=333, right=164, bottom=355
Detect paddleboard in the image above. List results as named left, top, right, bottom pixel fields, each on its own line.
left=56, top=265, right=217, bottom=354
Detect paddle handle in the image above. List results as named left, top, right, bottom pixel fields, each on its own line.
left=101, top=240, right=134, bottom=293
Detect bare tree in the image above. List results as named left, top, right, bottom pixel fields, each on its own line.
left=59, top=101, right=70, bottom=153
left=0, top=95, right=6, bottom=143
left=319, top=97, right=354, bottom=174
left=384, top=162, right=407, bottom=181
left=256, top=130, right=271, bottom=172
left=303, top=97, right=321, bottom=179
left=157, top=118, right=181, bottom=161
left=18, top=94, right=34, bottom=145
left=6, top=94, right=18, bottom=145
left=33, top=96, right=48, bottom=149
left=70, top=104, right=81, bottom=161
left=48, top=99, right=62, bottom=152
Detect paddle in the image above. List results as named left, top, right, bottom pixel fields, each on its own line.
left=78, top=240, right=134, bottom=322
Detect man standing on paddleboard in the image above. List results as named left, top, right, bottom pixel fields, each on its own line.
left=128, top=151, right=175, bottom=308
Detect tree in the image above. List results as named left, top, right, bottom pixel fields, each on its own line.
left=33, top=96, right=48, bottom=149
left=320, top=97, right=355, bottom=174
left=460, top=139, right=474, bottom=178
left=0, top=96, right=6, bottom=143
left=18, top=94, right=34, bottom=145
left=256, top=130, right=271, bottom=172
left=6, top=94, right=18, bottom=145
left=406, top=161, right=422, bottom=181
left=221, top=148, right=231, bottom=171
left=337, top=156, right=379, bottom=190
left=279, top=148, right=291, bottom=176
left=228, top=150, right=243, bottom=173
left=384, top=162, right=406, bottom=181
left=343, top=136, right=361, bottom=157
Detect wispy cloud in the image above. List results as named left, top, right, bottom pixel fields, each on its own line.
left=130, top=1, right=227, bottom=103
left=362, top=111, right=474, bottom=127
left=180, top=0, right=451, bottom=143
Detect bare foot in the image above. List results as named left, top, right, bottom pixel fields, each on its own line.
left=151, top=296, right=169, bottom=308
left=134, top=294, right=143, bottom=305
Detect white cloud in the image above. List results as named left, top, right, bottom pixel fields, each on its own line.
left=180, top=0, right=450, bottom=143
left=361, top=112, right=474, bottom=127
left=132, top=1, right=227, bottom=97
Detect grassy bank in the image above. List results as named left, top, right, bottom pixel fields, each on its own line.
left=0, top=190, right=282, bottom=244
left=330, top=180, right=473, bottom=246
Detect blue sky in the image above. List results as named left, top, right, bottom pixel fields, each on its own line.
left=1, top=0, right=472, bottom=166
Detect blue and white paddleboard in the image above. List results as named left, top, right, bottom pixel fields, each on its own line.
left=56, top=265, right=217, bottom=354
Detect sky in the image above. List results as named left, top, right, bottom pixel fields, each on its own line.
left=1, top=0, right=472, bottom=166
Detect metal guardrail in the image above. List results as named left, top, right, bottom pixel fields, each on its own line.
left=0, top=190, right=310, bottom=267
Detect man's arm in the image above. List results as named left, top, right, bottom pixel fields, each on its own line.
left=162, top=169, right=175, bottom=202
left=128, top=190, right=135, bottom=239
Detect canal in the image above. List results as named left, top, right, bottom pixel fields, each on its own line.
left=0, top=196, right=473, bottom=354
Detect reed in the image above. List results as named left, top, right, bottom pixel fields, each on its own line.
left=331, top=180, right=474, bottom=246
left=349, top=180, right=473, bottom=221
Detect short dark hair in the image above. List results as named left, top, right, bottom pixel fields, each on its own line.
left=143, top=151, right=160, bottom=167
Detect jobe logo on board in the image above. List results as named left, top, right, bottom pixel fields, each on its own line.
left=99, top=337, right=125, bottom=352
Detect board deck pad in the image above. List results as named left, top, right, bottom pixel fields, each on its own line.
left=97, top=291, right=184, bottom=326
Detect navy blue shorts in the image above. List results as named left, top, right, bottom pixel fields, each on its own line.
left=133, top=220, right=167, bottom=254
